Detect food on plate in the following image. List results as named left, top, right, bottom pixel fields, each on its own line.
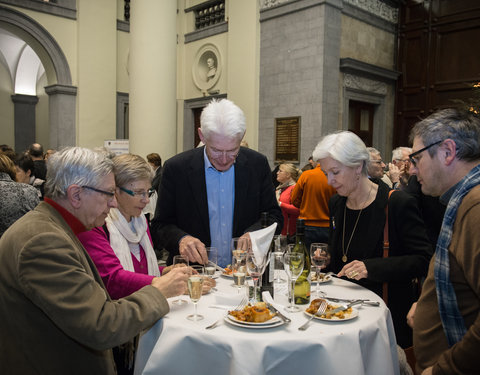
left=223, top=266, right=233, bottom=275
left=229, top=302, right=275, bottom=323
left=306, top=299, right=353, bottom=319
left=310, top=272, right=331, bottom=282
left=305, top=298, right=327, bottom=314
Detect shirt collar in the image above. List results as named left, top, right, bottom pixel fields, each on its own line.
left=439, top=180, right=462, bottom=206
left=44, top=197, right=87, bottom=235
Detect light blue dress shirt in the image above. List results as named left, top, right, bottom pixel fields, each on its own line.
left=204, top=149, right=235, bottom=267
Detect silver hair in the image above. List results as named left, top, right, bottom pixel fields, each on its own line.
left=44, top=147, right=114, bottom=200
left=312, top=131, right=370, bottom=175
left=409, top=108, right=480, bottom=162
left=113, top=154, right=154, bottom=188
left=200, top=98, right=246, bottom=141
left=392, top=147, right=412, bottom=162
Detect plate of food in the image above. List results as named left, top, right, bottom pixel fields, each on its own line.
left=310, top=272, right=332, bottom=284
left=304, top=299, right=358, bottom=321
left=225, top=302, right=283, bottom=328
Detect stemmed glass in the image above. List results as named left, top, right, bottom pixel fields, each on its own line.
left=272, top=235, right=287, bottom=283
left=310, top=243, right=328, bottom=298
left=187, top=265, right=205, bottom=321
left=205, top=247, right=218, bottom=276
left=232, top=252, right=247, bottom=293
left=246, top=252, right=267, bottom=304
left=283, top=252, right=304, bottom=312
left=172, top=255, right=189, bottom=305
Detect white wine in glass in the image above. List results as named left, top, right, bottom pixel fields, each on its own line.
left=187, top=265, right=205, bottom=321
left=283, top=252, right=304, bottom=312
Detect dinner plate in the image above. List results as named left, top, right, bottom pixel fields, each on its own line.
left=224, top=315, right=284, bottom=329
left=310, top=272, right=332, bottom=284
left=304, top=307, right=358, bottom=322
left=221, top=272, right=251, bottom=279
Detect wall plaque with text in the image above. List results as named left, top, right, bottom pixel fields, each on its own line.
left=275, top=116, right=300, bottom=162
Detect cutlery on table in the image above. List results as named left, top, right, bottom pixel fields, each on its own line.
left=205, top=295, right=247, bottom=330
left=298, top=299, right=328, bottom=331
left=325, top=299, right=364, bottom=318
left=266, top=303, right=291, bottom=323
left=324, top=296, right=380, bottom=306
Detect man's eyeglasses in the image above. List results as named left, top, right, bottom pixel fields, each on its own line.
left=119, top=186, right=155, bottom=199
left=208, top=147, right=239, bottom=160
left=82, top=186, right=115, bottom=201
left=408, top=140, right=442, bottom=167
left=370, top=159, right=384, bottom=164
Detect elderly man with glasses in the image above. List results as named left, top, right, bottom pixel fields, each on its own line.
left=406, top=108, right=480, bottom=375
left=152, top=99, right=282, bottom=267
left=387, top=146, right=412, bottom=189
left=0, top=147, right=190, bottom=375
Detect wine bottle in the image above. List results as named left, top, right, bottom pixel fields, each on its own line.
left=260, top=212, right=275, bottom=299
left=293, top=219, right=311, bottom=304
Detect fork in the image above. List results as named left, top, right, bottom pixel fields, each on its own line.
left=205, top=294, right=247, bottom=330
left=298, top=300, right=327, bottom=331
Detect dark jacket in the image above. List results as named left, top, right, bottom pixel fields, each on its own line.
left=151, top=146, right=283, bottom=264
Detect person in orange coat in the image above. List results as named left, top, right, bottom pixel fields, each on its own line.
left=291, top=160, right=336, bottom=250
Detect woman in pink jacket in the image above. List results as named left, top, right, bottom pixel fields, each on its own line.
left=276, top=163, right=301, bottom=240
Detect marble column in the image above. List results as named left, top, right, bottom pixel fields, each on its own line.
left=129, top=0, right=177, bottom=159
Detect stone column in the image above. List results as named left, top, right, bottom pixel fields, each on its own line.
left=45, top=84, right=77, bottom=149
left=11, top=94, right=38, bottom=152
left=129, top=0, right=177, bottom=159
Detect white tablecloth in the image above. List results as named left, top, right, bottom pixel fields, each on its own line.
left=135, top=275, right=399, bottom=375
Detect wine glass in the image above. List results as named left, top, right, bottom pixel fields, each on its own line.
left=310, top=243, right=328, bottom=298
left=187, top=265, right=205, bottom=321
left=231, top=252, right=247, bottom=293
left=246, top=252, right=267, bottom=304
left=283, top=252, right=304, bottom=312
left=172, top=255, right=189, bottom=305
left=272, top=235, right=287, bottom=283
left=205, top=247, right=218, bottom=277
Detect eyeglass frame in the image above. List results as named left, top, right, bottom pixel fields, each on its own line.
left=408, top=140, right=442, bottom=167
left=207, top=145, right=240, bottom=160
left=119, top=186, right=155, bottom=199
left=82, top=186, right=116, bottom=201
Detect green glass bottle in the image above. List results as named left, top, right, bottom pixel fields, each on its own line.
left=293, top=219, right=311, bottom=304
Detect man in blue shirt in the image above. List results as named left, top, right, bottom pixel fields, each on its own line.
left=151, top=99, right=282, bottom=267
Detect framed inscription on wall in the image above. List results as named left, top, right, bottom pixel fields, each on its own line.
left=275, top=116, right=300, bottom=162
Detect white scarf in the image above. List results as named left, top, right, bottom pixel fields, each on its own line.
left=105, top=208, right=160, bottom=276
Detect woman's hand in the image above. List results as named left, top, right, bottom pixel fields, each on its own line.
left=201, top=276, right=216, bottom=295
left=337, top=260, right=368, bottom=280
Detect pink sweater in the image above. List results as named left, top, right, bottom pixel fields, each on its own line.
left=77, top=224, right=164, bottom=300
left=278, top=184, right=300, bottom=236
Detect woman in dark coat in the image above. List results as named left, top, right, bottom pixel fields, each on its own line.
left=313, top=131, right=432, bottom=348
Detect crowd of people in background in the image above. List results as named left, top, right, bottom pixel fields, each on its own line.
left=0, top=102, right=479, bottom=375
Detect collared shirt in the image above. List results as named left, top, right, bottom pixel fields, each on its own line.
left=204, top=148, right=235, bottom=267
left=439, top=181, right=462, bottom=206
left=44, top=197, right=87, bottom=235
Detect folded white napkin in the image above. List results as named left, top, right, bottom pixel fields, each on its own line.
left=250, top=222, right=277, bottom=265
left=213, top=292, right=245, bottom=307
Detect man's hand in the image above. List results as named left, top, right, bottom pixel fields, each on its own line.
left=179, top=235, right=208, bottom=264
left=407, top=302, right=417, bottom=328
left=151, top=267, right=191, bottom=298
left=387, top=163, right=400, bottom=184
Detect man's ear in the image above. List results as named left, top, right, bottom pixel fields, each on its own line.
left=442, top=139, right=457, bottom=166
left=66, top=185, right=82, bottom=209
left=198, top=128, right=205, bottom=144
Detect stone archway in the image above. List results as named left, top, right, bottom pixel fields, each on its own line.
left=0, top=5, right=77, bottom=148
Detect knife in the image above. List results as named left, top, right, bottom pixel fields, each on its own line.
left=324, top=296, right=380, bottom=306
left=325, top=299, right=364, bottom=317
left=266, top=303, right=291, bottom=323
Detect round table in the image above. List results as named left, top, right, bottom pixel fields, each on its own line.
left=135, top=274, right=399, bottom=375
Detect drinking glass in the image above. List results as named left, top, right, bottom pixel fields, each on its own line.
left=310, top=243, right=328, bottom=297
left=205, top=247, right=218, bottom=276
left=231, top=252, right=247, bottom=293
left=283, top=252, right=304, bottom=312
left=231, top=237, right=251, bottom=255
left=172, top=255, right=189, bottom=305
left=246, top=252, right=267, bottom=304
left=187, top=265, right=205, bottom=321
left=272, top=235, right=287, bottom=283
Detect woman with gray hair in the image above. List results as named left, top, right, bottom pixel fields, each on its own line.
left=313, top=131, right=432, bottom=348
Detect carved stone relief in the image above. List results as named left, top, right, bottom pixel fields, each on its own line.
left=192, top=43, right=221, bottom=94
left=344, top=73, right=387, bottom=95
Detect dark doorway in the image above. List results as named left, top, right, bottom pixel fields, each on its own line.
left=348, top=100, right=374, bottom=146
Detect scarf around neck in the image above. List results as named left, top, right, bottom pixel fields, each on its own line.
left=434, top=163, right=480, bottom=347
left=105, top=208, right=160, bottom=277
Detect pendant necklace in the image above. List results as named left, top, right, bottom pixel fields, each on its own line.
left=342, top=183, right=373, bottom=263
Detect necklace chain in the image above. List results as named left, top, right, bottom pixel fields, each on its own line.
left=341, top=183, right=374, bottom=263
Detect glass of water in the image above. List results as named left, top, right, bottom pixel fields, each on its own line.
left=205, top=247, right=218, bottom=277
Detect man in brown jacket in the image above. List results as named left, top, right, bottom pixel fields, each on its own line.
left=0, top=147, right=189, bottom=374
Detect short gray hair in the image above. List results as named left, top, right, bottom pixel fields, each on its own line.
left=113, top=154, right=153, bottom=188
left=200, top=99, right=246, bottom=141
left=392, top=147, right=412, bottom=161
left=409, top=108, right=480, bottom=162
left=44, top=147, right=114, bottom=200
left=312, top=131, right=369, bottom=175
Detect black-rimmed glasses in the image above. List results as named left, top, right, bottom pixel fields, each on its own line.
left=119, top=186, right=155, bottom=199
left=82, top=186, right=115, bottom=201
left=409, top=140, right=442, bottom=167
